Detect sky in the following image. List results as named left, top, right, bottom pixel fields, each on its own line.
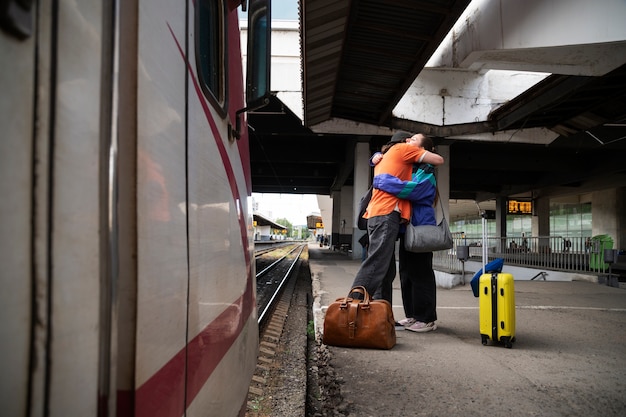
left=253, top=193, right=320, bottom=226
left=239, top=0, right=299, bottom=20
left=270, top=0, right=299, bottom=20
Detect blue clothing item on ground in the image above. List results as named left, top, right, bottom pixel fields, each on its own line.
left=470, top=258, right=505, bottom=297
left=351, top=211, right=400, bottom=304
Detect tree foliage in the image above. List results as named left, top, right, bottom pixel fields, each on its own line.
left=275, top=218, right=292, bottom=236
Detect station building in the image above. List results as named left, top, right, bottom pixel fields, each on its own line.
left=253, top=213, right=288, bottom=241
left=244, top=0, right=626, bottom=279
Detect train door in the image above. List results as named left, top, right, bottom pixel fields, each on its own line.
left=131, top=0, right=271, bottom=416
left=1, top=0, right=270, bottom=415
left=0, top=0, right=118, bottom=415
left=182, top=1, right=259, bottom=415
left=0, top=2, right=38, bottom=416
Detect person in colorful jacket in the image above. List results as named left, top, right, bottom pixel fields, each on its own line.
left=371, top=135, right=439, bottom=332
left=350, top=132, right=444, bottom=305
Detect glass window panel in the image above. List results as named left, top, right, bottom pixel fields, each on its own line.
left=197, top=0, right=225, bottom=104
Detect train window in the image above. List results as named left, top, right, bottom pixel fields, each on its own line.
left=0, top=0, right=33, bottom=40
left=246, top=0, right=271, bottom=108
left=196, top=0, right=227, bottom=111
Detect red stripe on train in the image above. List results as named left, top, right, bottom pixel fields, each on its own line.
left=133, top=286, right=253, bottom=417
left=130, top=23, right=256, bottom=417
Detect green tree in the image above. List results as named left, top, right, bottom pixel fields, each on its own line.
left=275, top=218, right=292, bottom=237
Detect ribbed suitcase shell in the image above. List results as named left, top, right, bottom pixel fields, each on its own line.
left=479, top=272, right=516, bottom=348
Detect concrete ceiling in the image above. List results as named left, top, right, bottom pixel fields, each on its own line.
left=247, top=0, right=626, bottom=211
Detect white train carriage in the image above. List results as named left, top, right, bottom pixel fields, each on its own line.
left=0, top=0, right=271, bottom=416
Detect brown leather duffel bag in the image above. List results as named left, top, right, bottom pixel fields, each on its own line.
left=322, top=286, right=396, bottom=349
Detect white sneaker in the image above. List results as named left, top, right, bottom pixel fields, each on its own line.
left=398, top=317, right=417, bottom=326
left=406, top=321, right=437, bottom=333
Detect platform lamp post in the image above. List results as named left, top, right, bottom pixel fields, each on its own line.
left=457, top=232, right=469, bottom=285
left=604, top=248, right=619, bottom=288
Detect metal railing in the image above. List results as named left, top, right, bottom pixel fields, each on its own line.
left=433, top=234, right=610, bottom=275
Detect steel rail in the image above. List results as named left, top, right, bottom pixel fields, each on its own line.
left=255, top=243, right=301, bottom=277
left=257, top=243, right=306, bottom=326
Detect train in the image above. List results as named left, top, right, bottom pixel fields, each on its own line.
left=0, top=0, right=270, bottom=416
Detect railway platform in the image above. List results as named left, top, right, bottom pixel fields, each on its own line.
left=308, top=242, right=626, bottom=416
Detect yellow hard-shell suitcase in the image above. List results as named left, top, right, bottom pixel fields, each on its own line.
left=479, top=272, right=516, bottom=348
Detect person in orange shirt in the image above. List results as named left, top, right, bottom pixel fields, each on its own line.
left=351, top=131, right=444, bottom=304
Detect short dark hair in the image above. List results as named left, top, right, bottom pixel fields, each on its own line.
left=389, top=131, right=411, bottom=144
left=421, top=135, right=435, bottom=152
left=381, top=143, right=393, bottom=154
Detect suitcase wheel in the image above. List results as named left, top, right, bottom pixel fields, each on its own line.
left=502, top=336, right=514, bottom=349
left=481, top=335, right=488, bottom=345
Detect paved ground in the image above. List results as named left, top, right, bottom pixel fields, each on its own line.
left=309, top=243, right=626, bottom=417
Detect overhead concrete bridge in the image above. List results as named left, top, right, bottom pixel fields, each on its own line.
left=246, top=0, right=626, bottom=267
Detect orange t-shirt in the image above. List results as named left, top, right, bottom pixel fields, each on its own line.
left=364, top=143, right=426, bottom=222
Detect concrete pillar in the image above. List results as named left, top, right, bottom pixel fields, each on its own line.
left=330, top=190, right=341, bottom=248
left=495, top=197, right=508, bottom=252
left=351, top=142, right=371, bottom=260
left=317, top=194, right=333, bottom=238
left=339, top=186, right=354, bottom=244
left=436, top=145, right=450, bottom=222
left=592, top=188, right=624, bottom=250
left=531, top=196, right=550, bottom=252
left=331, top=185, right=354, bottom=252
left=617, top=187, right=625, bottom=251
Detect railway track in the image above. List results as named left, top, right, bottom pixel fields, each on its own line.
left=255, top=242, right=306, bottom=327
left=247, top=242, right=308, bottom=414
left=254, top=241, right=294, bottom=258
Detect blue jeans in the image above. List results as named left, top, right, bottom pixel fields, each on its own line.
left=351, top=211, right=400, bottom=304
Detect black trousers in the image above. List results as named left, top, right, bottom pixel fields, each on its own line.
left=398, top=234, right=437, bottom=323
left=352, top=212, right=400, bottom=305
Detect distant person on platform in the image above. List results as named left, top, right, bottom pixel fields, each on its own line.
left=350, top=131, right=444, bottom=304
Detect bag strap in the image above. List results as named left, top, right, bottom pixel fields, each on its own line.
left=347, top=303, right=358, bottom=339
left=435, top=188, right=446, bottom=220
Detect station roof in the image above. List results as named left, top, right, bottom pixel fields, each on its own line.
left=301, top=0, right=472, bottom=128
left=248, top=1, right=626, bottom=202
left=253, top=213, right=288, bottom=230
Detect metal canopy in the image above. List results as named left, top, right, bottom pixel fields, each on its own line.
left=247, top=2, right=626, bottom=201
left=248, top=94, right=360, bottom=195
left=302, top=0, right=472, bottom=127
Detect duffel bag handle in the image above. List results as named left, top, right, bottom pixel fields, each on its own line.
left=345, top=286, right=370, bottom=303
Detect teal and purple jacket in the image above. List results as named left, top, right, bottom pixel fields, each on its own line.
left=372, top=163, right=437, bottom=228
